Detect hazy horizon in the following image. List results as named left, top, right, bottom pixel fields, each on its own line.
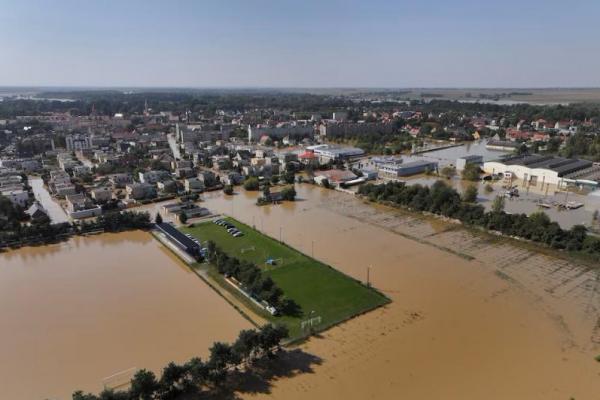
left=2, top=0, right=600, bottom=88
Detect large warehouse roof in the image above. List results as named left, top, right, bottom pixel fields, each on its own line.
left=501, top=155, right=592, bottom=177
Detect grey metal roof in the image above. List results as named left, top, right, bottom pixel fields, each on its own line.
left=399, top=160, right=438, bottom=169
left=554, top=159, right=593, bottom=176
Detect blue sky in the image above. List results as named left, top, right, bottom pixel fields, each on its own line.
left=1, top=0, right=599, bottom=87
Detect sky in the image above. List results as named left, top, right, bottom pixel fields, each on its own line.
left=1, top=0, right=600, bottom=88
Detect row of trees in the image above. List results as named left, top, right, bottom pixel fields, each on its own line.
left=206, top=241, right=300, bottom=316
left=0, top=197, right=152, bottom=247
left=77, top=211, right=152, bottom=233
left=72, top=324, right=289, bottom=400
left=357, top=180, right=600, bottom=258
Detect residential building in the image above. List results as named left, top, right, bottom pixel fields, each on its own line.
left=126, top=182, right=156, bottom=200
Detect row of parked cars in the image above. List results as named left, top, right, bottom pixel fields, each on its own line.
left=214, top=219, right=244, bottom=237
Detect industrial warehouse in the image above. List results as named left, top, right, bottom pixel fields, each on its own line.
left=483, top=154, right=600, bottom=188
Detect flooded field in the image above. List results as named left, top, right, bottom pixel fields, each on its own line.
left=200, top=185, right=600, bottom=399
left=4, top=182, right=600, bottom=399
left=0, top=231, right=251, bottom=400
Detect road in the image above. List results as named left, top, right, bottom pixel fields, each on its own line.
left=29, top=176, right=70, bottom=223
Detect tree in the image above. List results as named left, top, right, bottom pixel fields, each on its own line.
left=281, top=186, right=296, bottom=201
left=72, top=391, right=100, bottom=400
left=154, top=212, right=163, bottom=225
left=262, top=183, right=271, bottom=199
left=233, top=329, right=260, bottom=363
left=462, top=185, right=478, bottom=203
left=283, top=171, right=295, bottom=184
left=270, top=175, right=280, bottom=185
left=158, top=362, right=186, bottom=398
left=491, top=195, right=505, bottom=213
left=179, top=212, right=188, bottom=224
left=461, top=163, right=480, bottom=181
left=129, top=369, right=159, bottom=400
left=243, top=177, right=259, bottom=191
left=440, top=165, right=456, bottom=179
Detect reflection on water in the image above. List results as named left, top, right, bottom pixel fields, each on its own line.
left=0, top=231, right=251, bottom=400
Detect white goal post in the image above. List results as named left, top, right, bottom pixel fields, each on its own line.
left=300, top=316, right=322, bottom=331
left=102, top=367, right=138, bottom=390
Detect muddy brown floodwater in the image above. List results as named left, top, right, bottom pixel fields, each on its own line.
left=3, top=183, right=600, bottom=399
left=0, top=231, right=251, bottom=400
left=200, top=184, right=600, bottom=400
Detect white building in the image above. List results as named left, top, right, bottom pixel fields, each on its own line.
left=483, top=155, right=593, bottom=187
left=66, top=134, right=92, bottom=151
left=1, top=189, right=29, bottom=207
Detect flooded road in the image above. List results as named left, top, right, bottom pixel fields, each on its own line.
left=0, top=231, right=251, bottom=400
left=29, top=176, right=70, bottom=223
left=200, top=185, right=600, bottom=400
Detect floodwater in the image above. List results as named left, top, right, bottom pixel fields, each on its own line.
left=406, top=140, right=509, bottom=167
left=29, top=176, right=70, bottom=223
left=403, top=175, right=600, bottom=230
left=0, top=231, right=251, bottom=400
left=200, top=185, right=600, bottom=400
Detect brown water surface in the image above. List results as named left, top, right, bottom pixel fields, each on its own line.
left=0, top=231, right=251, bottom=400
left=4, top=183, right=600, bottom=399
left=200, top=185, right=600, bottom=400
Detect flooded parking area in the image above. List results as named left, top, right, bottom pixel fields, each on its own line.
left=0, top=231, right=251, bottom=400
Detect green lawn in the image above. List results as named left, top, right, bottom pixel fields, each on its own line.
left=182, top=217, right=389, bottom=339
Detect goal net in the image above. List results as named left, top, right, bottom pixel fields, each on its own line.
left=240, top=246, right=255, bottom=254
left=300, top=316, right=322, bottom=331
left=102, top=367, right=138, bottom=391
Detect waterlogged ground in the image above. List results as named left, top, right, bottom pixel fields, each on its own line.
left=3, top=183, right=600, bottom=399
left=199, top=185, right=600, bottom=400
left=0, top=231, right=251, bottom=400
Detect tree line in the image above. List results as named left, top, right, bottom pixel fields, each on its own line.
left=206, top=241, right=301, bottom=316
left=0, top=196, right=152, bottom=247
left=72, top=324, right=289, bottom=400
left=357, top=181, right=600, bottom=258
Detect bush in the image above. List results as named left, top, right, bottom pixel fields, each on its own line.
left=223, top=185, right=234, bottom=195
left=440, top=165, right=456, bottom=179
left=244, top=177, right=260, bottom=191
left=179, top=212, right=188, bottom=224
left=462, top=185, right=478, bottom=203
left=461, top=163, right=481, bottom=181
left=280, top=186, right=296, bottom=201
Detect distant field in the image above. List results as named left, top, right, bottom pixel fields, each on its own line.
left=182, top=217, right=389, bottom=339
